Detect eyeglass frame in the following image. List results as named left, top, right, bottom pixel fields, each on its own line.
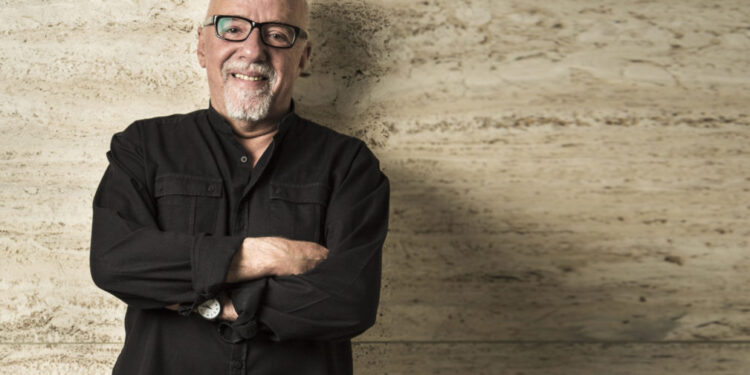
left=202, top=15, right=309, bottom=49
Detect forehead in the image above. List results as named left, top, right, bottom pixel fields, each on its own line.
left=207, top=0, right=308, bottom=27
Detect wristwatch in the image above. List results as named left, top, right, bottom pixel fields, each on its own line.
left=196, top=298, right=222, bottom=321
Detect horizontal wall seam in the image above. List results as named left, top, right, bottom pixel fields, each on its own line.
left=5, top=340, right=750, bottom=345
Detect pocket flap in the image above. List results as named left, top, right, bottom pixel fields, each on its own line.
left=270, top=183, right=329, bottom=205
left=155, top=174, right=223, bottom=198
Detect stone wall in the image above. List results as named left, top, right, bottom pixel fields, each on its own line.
left=1, top=0, right=749, bottom=373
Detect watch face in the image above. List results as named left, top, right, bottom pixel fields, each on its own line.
left=197, top=298, right=221, bottom=320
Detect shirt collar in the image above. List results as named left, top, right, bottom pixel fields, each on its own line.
left=207, top=101, right=298, bottom=142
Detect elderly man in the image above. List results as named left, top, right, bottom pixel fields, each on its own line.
left=89, top=0, right=389, bottom=373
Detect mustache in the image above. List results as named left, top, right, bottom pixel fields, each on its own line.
left=221, top=60, right=276, bottom=79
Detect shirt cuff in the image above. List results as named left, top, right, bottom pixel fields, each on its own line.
left=191, top=234, right=245, bottom=298
left=217, top=279, right=267, bottom=343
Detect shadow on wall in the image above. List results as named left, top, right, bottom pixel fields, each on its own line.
left=295, top=0, right=676, bottom=350
left=386, top=162, right=687, bottom=337
left=294, top=1, right=394, bottom=148
left=294, top=1, right=517, bottom=342
left=290, top=2, right=711, bottom=372
left=296, top=0, right=684, bottom=344
left=294, top=1, right=521, bottom=343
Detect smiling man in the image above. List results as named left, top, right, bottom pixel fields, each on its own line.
left=89, top=0, right=390, bottom=374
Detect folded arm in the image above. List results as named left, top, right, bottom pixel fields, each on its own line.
left=91, top=124, right=331, bottom=314
left=92, top=125, right=389, bottom=343
left=224, top=142, right=390, bottom=342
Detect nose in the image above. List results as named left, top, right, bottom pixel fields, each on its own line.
left=234, top=27, right=268, bottom=62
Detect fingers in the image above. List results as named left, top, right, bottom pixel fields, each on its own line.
left=297, top=241, right=328, bottom=261
left=272, top=238, right=329, bottom=276
left=219, top=294, right=238, bottom=322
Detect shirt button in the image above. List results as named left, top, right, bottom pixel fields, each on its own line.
left=207, top=185, right=215, bottom=192
left=231, top=360, right=243, bottom=369
left=240, top=156, right=248, bottom=163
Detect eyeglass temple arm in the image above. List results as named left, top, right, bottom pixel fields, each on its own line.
left=202, top=15, right=217, bottom=27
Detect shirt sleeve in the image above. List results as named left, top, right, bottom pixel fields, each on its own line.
left=89, top=123, right=244, bottom=310
left=225, top=141, right=390, bottom=342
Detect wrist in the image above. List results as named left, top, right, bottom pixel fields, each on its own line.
left=195, top=298, right=222, bottom=321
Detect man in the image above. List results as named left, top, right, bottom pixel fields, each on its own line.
left=89, top=0, right=389, bottom=373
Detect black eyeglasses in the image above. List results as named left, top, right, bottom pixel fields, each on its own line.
left=203, top=15, right=308, bottom=49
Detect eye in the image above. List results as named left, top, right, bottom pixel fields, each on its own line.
left=269, top=32, right=290, bottom=41
left=217, top=17, right=250, bottom=38
left=262, top=25, right=295, bottom=46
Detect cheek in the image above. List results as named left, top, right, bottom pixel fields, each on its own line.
left=206, top=47, right=233, bottom=77
left=209, top=54, right=226, bottom=74
left=210, top=63, right=225, bottom=82
left=272, top=58, right=300, bottom=87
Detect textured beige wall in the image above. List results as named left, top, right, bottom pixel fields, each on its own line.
left=2, top=0, right=750, bottom=373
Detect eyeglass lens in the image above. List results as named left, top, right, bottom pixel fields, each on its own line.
left=216, top=17, right=297, bottom=47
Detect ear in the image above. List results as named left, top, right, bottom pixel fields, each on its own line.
left=197, top=27, right=207, bottom=68
left=298, top=41, right=312, bottom=76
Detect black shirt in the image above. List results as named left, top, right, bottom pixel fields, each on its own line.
left=90, top=105, right=389, bottom=374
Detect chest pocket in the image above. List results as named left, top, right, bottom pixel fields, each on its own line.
left=154, top=174, right=223, bottom=235
left=269, top=183, right=329, bottom=244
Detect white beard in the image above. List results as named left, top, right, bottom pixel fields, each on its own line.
left=224, top=84, right=273, bottom=122
left=221, top=61, right=277, bottom=123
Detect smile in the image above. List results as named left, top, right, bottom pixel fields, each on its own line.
left=232, top=73, right=266, bottom=81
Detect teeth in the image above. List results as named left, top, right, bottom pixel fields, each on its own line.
left=234, top=73, right=263, bottom=81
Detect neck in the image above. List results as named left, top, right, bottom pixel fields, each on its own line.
left=227, top=115, right=281, bottom=139
left=233, top=123, right=278, bottom=139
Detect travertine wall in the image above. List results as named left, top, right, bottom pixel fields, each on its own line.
left=2, top=0, right=749, bottom=373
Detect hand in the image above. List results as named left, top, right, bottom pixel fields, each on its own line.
left=226, top=237, right=329, bottom=282
left=219, top=293, right=238, bottom=322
